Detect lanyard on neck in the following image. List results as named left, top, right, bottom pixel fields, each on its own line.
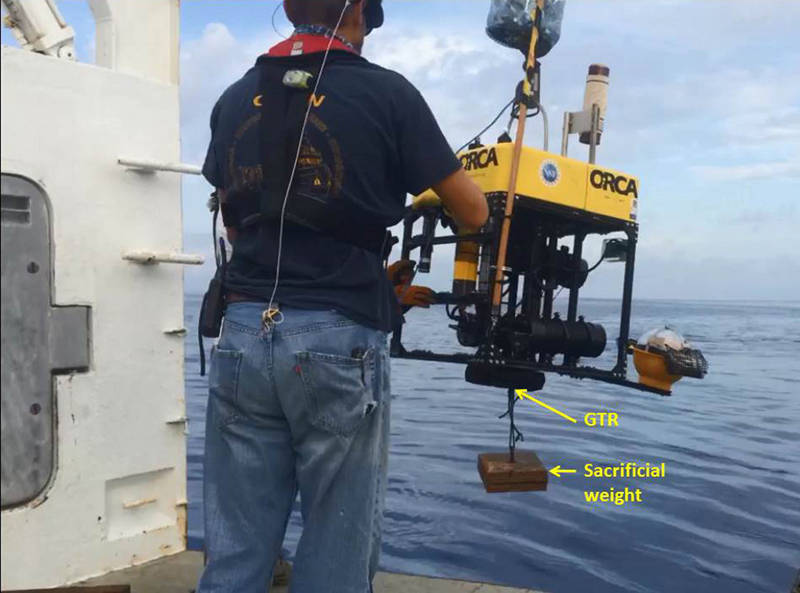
left=294, top=25, right=356, bottom=52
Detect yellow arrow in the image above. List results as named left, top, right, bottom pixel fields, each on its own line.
left=549, top=465, right=577, bottom=478
left=515, top=389, right=578, bottom=423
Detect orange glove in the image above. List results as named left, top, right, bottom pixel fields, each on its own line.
left=387, top=260, right=437, bottom=309
left=394, top=285, right=437, bottom=308
left=387, top=260, right=415, bottom=286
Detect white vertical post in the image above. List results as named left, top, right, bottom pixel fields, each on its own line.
left=88, top=0, right=180, bottom=84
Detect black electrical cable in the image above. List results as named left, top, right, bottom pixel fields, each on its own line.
left=546, top=243, right=610, bottom=276
left=511, top=100, right=540, bottom=120
left=455, top=98, right=515, bottom=154
left=584, top=245, right=608, bottom=274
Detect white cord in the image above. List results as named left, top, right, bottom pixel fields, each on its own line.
left=265, top=0, right=353, bottom=321
left=271, top=3, right=288, bottom=39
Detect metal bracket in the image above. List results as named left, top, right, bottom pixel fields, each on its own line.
left=560, top=103, right=603, bottom=163
left=163, top=327, right=187, bottom=336
left=122, top=251, right=204, bottom=266
left=165, top=416, right=187, bottom=425
left=118, top=158, right=202, bottom=176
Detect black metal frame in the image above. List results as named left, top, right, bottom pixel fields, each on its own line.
left=390, top=191, right=669, bottom=397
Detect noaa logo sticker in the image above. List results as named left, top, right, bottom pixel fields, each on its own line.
left=540, top=160, right=560, bottom=187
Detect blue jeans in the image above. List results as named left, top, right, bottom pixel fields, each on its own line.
left=197, top=303, right=391, bottom=593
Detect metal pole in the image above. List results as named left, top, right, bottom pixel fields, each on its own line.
left=616, top=228, right=637, bottom=374
left=565, top=233, right=585, bottom=366
left=539, top=234, right=557, bottom=365
left=561, top=111, right=571, bottom=157
left=527, top=230, right=545, bottom=321
left=541, top=235, right=557, bottom=321
left=491, top=0, right=545, bottom=315
left=588, top=104, right=600, bottom=164
left=401, top=215, right=413, bottom=260
left=118, top=158, right=202, bottom=175
left=567, top=234, right=584, bottom=323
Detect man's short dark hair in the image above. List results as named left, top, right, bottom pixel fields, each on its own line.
left=285, top=0, right=349, bottom=28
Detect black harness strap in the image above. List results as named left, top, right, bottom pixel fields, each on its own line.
left=256, top=56, right=317, bottom=222
left=198, top=204, right=227, bottom=376
left=235, top=54, right=389, bottom=256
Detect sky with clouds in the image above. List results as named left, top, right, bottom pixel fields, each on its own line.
left=4, top=1, right=799, bottom=300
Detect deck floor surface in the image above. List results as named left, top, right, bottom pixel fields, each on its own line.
left=78, top=551, right=544, bottom=593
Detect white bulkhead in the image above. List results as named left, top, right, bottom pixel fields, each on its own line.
left=1, top=1, right=197, bottom=587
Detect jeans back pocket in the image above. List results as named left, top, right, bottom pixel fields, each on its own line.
left=209, top=346, right=244, bottom=427
left=296, top=348, right=377, bottom=437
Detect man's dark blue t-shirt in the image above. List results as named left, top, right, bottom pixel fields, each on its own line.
left=202, top=44, right=460, bottom=332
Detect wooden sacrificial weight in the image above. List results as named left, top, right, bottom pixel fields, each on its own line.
left=478, top=450, right=548, bottom=493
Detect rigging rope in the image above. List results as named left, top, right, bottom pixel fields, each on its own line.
left=499, top=387, right=525, bottom=461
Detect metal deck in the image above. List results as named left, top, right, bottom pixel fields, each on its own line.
left=78, top=551, right=543, bottom=593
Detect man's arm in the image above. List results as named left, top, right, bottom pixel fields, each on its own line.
left=432, top=168, right=489, bottom=231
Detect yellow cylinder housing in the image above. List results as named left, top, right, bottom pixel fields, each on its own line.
left=453, top=231, right=479, bottom=296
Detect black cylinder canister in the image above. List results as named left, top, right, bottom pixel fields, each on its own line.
left=528, top=316, right=606, bottom=358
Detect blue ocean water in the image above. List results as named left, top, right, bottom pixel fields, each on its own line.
left=184, top=296, right=800, bottom=593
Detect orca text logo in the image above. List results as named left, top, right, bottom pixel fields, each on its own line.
left=590, top=170, right=638, bottom=198
left=461, top=148, right=499, bottom=171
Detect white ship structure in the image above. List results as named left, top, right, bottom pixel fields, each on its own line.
left=1, top=0, right=203, bottom=587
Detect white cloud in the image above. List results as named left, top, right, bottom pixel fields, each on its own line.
left=366, top=31, right=506, bottom=81
left=720, top=106, right=800, bottom=144
left=691, top=161, right=800, bottom=182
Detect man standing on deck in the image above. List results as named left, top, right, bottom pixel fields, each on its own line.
left=197, top=1, right=488, bottom=591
